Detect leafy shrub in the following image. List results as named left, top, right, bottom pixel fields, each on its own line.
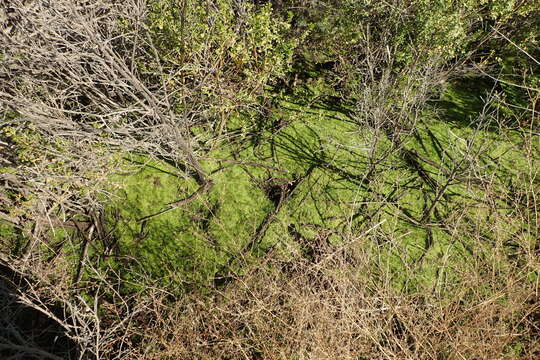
left=146, top=0, right=297, bottom=119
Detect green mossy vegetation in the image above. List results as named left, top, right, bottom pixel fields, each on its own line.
left=100, top=71, right=537, bottom=294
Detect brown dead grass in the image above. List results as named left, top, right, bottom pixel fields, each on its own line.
left=133, top=243, right=539, bottom=360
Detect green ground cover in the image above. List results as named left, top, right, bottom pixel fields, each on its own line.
left=94, top=75, right=537, bottom=296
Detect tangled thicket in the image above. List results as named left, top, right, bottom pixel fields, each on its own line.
left=1, top=0, right=539, bottom=359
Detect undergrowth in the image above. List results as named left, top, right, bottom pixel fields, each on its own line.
left=0, top=0, right=538, bottom=359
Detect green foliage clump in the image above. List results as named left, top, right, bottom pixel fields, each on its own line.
left=146, top=0, right=297, bottom=116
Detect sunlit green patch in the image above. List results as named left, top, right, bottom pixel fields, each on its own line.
left=103, top=151, right=274, bottom=289
left=205, top=161, right=271, bottom=253
left=94, top=64, right=537, bottom=296
left=361, top=98, right=537, bottom=292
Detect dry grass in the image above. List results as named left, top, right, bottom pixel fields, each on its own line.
left=2, top=230, right=538, bottom=359
left=132, top=239, right=539, bottom=360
